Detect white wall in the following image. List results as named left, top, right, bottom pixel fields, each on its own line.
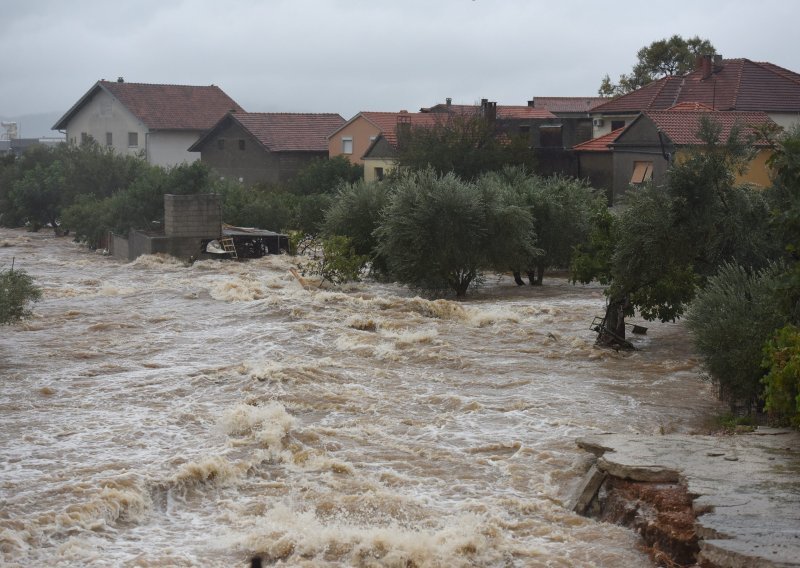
left=64, top=87, right=201, bottom=168
left=768, top=113, right=800, bottom=131
left=64, top=89, right=145, bottom=159
left=147, top=131, right=201, bottom=168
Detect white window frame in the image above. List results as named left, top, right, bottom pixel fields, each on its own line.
left=342, top=136, right=353, bottom=154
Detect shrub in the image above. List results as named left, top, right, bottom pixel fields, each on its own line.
left=686, top=262, right=788, bottom=411
left=301, top=235, right=368, bottom=286
left=762, top=325, right=800, bottom=427
left=0, top=265, right=42, bottom=324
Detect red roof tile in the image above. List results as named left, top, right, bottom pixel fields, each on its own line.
left=572, top=128, right=625, bottom=152
left=419, top=103, right=556, bottom=120
left=592, top=59, right=800, bottom=114
left=211, top=113, right=345, bottom=152
left=529, top=97, right=607, bottom=113
left=54, top=80, right=244, bottom=131
left=360, top=111, right=439, bottom=147
left=635, top=110, right=776, bottom=147
left=497, top=106, right=557, bottom=120
left=667, top=102, right=715, bottom=111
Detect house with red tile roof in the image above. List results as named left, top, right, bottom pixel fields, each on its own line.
left=53, top=78, right=243, bottom=168
left=526, top=96, right=607, bottom=148
left=188, top=112, right=345, bottom=184
left=606, top=108, right=778, bottom=204
left=360, top=113, right=441, bottom=181
left=589, top=57, right=800, bottom=138
left=420, top=98, right=560, bottom=147
left=572, top=127, right=625, bottom=203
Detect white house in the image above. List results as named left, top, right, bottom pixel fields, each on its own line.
left=53, top=78, right=243, bottom=168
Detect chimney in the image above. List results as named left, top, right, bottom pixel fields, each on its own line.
left=117, top=76, right=124, bottom=83
left=713, top=54, right=723, bottom=72
left=446, top=97, right=452, bottom=107
left=527, top=98, right=535, bottom=107
left=481, top=99, right=497, bottom=124
left=696, top=55, right=713, bottom=80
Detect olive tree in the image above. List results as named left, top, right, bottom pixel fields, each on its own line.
left=375, top=169, right=534, bottom=297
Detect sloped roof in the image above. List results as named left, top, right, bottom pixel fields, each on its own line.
left=572, top=128, right=625, bottom=152
left=190, top=112, right=345, bottom=152
left=666, top=102, right=715, bottom=111
left=419, top=102, right=556, bottom=119
left=627, top=110, right=777, bottom=147
left=53, top=80, right=243, bottom=131
left=361, top=112, right=439, bottom=147
left=592, top=59, right=800, bottom=114
left=529, top=97, right=608, bottom=113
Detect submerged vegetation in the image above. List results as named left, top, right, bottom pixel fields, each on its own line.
left=0, top=262, right=41, bottom=325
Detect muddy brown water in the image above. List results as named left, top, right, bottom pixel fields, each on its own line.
left=0, top=228, right=722, bottom=567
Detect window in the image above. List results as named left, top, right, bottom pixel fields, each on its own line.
left=519, top=125, right=530, bottom=135
left=238, top=139, right=246, bottom=151
left=80, top=132, right=89, bottom=144
left=128, top=132, right=139, bottom=147
left=374, top=167, right=384, bottom=181
left=217, top=139, right=225, bottom=150
left=631, top=161, right=653, bottom=184
left=611, top=120, right=626, bottom=131
left=342, top=136, right=353, bottom=154
left=106, top=132, right=113, bottom=146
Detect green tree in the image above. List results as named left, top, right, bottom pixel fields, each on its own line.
left=288, top=156, right=363, bottom=196
left=762, top=324, right=800, bottom=428
left=323, top=179, right=391, bottom=273
left=0, top=264, right=42, bottom=325
left=375, top=169, right=534, bottom=297
left=501, top=171, right=604, bottom=285
left=599, top=35, right=716, bottom=96
left=687, top=262, right=788, bottom=412
left=10, top=160, right=66, bottom=232
left=574, top=117, right=775, bottom=348
left=396, top=111, right=535, bottom=180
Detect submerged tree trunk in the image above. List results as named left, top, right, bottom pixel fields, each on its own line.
left=597, top=294, right=634, bottom=350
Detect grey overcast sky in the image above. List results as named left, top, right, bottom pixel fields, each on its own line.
left=3, top=0, right=799, bottom=135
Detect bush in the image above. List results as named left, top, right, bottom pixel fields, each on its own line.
left=375, top=168, right=533, bottom=296
left=687, top=262, right=788, bottom=411
left=300, top=235, right=368, bottom=286
left=762, top=325, right=800, bottom=427
left=0, top=265, right=42, bottom=324
left=323, top=179, right=391, bottom=273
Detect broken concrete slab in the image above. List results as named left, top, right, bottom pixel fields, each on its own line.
left=575, top=429, right=800, bottom=567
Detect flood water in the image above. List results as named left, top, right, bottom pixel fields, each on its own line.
left=0, top=228, right=722, bottom=567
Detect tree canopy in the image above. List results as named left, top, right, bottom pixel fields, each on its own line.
left=599, top=35, right=716, bottom=97
left=395, top=111, right=535, bottom=180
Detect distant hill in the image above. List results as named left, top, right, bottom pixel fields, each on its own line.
left=1, top=111, right=65, bottom=139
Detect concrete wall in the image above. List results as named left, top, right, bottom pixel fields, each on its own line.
left=198, top=120, right=279, bottom=183
left=109, top=232, right=130, bottom=261
left=576, top=152, right=614, bottom=205
left=329, top=116, right=380, bottom=164
left=164, top=194, right=221, bottom=237
left=591, top=113, right=637, bottom=138
left=612, top=150, right=670, bottom=205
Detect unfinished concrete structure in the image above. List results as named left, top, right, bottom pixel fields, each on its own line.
left=111, top=194, right=222, bottom=261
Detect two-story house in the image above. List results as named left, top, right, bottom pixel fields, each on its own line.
left=53, top=78, right=243, bottom=168
left=589, top=56, right=800, bottom=138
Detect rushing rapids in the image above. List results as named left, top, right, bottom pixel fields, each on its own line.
left=0, top=228, right=723, bottom=567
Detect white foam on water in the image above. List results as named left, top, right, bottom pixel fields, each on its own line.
left=0, top=227, right=723, bottom=566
